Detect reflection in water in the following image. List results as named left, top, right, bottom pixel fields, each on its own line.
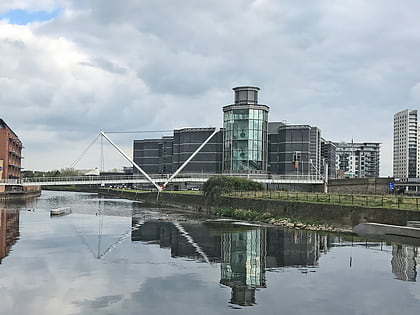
left=131, top=218, right=333, bottom=306
left=129, top=214, right=420, bottom=306
left=0, top=206, right=20, bottom=263
left=392, top=244, right=419, bottom=282
left=1, top=190, right=420, bottom=313
left=220, top=228, right=265, bottom=306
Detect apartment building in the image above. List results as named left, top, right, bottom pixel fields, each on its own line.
left=0, top=119, right=22, bottom=180
left=393, top=109, right=419, bottom=179
left=335, top=142, right=380, bottom=178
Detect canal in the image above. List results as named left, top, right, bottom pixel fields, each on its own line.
left=0, top=190, right=419, bottom=314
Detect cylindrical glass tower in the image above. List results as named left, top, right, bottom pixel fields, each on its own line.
left=223, top=86, right=269, bottom=173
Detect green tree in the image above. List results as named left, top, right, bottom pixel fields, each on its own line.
left=202, top=175, right=263, bottom=197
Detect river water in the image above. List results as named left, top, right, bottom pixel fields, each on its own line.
left=0, top=190, right=419, bottom=315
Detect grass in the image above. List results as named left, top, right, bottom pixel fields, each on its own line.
left=215, top=207, right=273, bottom=222
left=214, top=207, right=324, bottom=226
left=112, top=188, right=149, bottom=193
left=162, top=190, right=203, bottom=195
left=110, top=188, right=204, bottom=195
left=228, top=191, right=420, bottom=211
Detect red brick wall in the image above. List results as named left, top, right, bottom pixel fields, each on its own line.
left=0, top=125, right=22, bottom=180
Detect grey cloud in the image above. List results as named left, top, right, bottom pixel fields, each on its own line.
left=80, top=58, right=127, bottom=75
left=72, top=294, right=123, bottom=309
left=2, top=0, right=420, bottom=173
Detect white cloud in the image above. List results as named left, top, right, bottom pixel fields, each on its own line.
left=1, top=0, right=420, bottom=174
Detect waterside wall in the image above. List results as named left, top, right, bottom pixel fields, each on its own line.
left=0, top=188, right=41, bottom=201
left=98, top=189, right=420, bottom=229
left=328, top=178, right=393, bottom=194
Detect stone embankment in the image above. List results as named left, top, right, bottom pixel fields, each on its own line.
left=267, top=218, right=344, bottom=233
left=95, top=189, right=420, bottom=232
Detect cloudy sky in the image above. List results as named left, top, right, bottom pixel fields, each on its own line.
left=1, top=0, right=420, bottom=175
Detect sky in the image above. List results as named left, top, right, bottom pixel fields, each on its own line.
left=1, top=0, right=420, bottom=175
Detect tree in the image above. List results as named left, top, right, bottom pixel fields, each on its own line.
left=202, top=175, right=263, bottom=197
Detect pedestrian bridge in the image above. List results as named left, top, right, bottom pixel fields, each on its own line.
left=1, top=173, right=324, bottom=187
left=2, top=131, right=325, bottom=191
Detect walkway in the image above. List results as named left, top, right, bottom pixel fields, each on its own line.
left=1, top=173, right=324, bottom=186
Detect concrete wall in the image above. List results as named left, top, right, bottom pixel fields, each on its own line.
left=266, top=183, right=324, bottom=193
left=0, top=189, right=41, bottom=201
left=98, top=189, right=420, bottom=229
left=328, top=178, right=393, bottom=195
left=219, top=196, right=420, bottom=228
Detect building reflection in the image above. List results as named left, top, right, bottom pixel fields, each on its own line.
left=0, top=206, right=20, bottom=263
left=220, top=228, right=266, bottom=306
left=131, top=218, right=329, bottom=306
left=391, top=244, right=419, bottom=282
left=265, top=229, right=329, bottom=268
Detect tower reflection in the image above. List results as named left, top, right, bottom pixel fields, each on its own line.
left=220, top=227, right=266, bottom=306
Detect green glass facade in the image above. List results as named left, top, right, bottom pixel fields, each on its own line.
left=223, top=87, right=269, bottom=172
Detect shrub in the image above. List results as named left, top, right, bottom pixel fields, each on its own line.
left=214, top=207, right=273, bottom=222
left=202, top=175, right=264, bottom=197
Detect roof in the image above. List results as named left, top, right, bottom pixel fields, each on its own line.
left=0, top=118, right=20, bottom=139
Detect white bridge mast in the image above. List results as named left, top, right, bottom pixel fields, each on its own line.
left=101, top=128, right=219, bottom=191
left=162, top=128, right=220, bottom=189
left=100, top=132, right=162, bottom=191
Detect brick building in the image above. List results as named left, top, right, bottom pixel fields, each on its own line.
left=0, top=119, right=23, bottom=181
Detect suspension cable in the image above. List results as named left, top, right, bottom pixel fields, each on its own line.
left=102, top=130, right=173, bottom=134
left=100, top=135, right=104, bottom=172
left=69, top=133, right=101, bottom=169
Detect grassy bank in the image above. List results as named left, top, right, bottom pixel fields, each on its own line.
left=109, top=188, right=420, bottom=211
left=214, top=206, right=342, bottom=232
left=228, top=190, right=420, bottom=211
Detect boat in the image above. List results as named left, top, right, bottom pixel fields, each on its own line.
left=50, top=207, right=72, bottom=216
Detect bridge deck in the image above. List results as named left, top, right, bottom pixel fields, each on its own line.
left=1, top=174, right=324, bottom=186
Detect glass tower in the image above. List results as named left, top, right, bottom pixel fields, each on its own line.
left=223, top=87, right=269, bottom=172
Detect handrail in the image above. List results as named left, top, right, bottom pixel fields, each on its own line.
left=0, top=173, right=324, bottom=186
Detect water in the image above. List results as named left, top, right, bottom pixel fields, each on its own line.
left=0, top=190, right=419, bottom=315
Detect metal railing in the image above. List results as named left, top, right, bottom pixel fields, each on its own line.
left=0, top=173, right=324, bottom=186
left=229, top=191, right=420, bottom=211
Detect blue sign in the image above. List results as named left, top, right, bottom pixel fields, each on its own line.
left=389, top=182, right=395, bottom=191
left=0, top=166, right=2, bottom=171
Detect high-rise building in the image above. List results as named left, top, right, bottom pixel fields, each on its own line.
left=0, top=119, right=22, bottom=180
left=393, top=109, right=418, bottom=179
left=335, top=142, right=380, bottom=178
left=223, top=87, right=269, bottom=173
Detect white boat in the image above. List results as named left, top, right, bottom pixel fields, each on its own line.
left=50, top=207, right=71, bottom=216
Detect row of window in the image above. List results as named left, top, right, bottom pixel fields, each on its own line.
left=224, top=109, right=267, bottom=121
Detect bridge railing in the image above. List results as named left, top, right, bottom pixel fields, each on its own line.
left=0, top=173, right=324, bottom=185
